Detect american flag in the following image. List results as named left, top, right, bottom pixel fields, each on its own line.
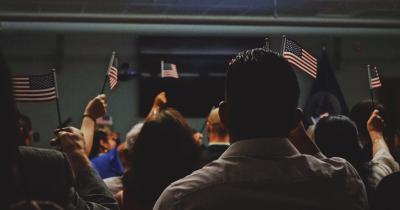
left=161, top=60, right=179, bottom=79
left=368, top=65, right=382, bottom=89
left=11, top=73, right=57, bottom=102
left=282, top=37, right=318, bottom=78
left=108, top=58, right=118, bottom=90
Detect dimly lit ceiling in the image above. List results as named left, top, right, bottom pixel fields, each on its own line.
left=1, top=0, right=400, bottom=19
left=1, top=0, right=400, bottom=35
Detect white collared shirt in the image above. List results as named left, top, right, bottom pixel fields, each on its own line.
left=154, top=138, right=368, bottom=210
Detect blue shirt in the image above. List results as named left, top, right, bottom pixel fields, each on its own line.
left=91, top=148, right=124, bottom=179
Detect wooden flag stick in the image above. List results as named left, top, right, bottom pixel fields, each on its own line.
left=52, top=69, right=62, bottom=127
left=100, top=51, right=116, bottom=94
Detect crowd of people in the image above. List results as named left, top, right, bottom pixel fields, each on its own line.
left=3, top=48, right=400, bottom=210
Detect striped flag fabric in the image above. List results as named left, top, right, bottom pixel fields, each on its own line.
left=108, top=58, right=118, bottom=90
left=11, top=73, right=57, bottom=102
left=368, top=65, right=382, bottom=89
left=161, top=60, right=179, bottom=79
left=282, top=37, right=318, bottom=79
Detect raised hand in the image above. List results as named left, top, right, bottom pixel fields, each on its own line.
left=84, top=94, right=108, bottom=120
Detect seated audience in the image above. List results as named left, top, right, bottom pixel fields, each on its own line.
left=122, top=108, right=199, bottom=210
left=154, top=48, right=368, bottom=210
left=1, top=49, right=118, bottom=209
left=313, top=115, right=376, bottom=202
left=103, top=122, right=144, bottom=195
left=201, top=107, right=230, bottom=166
left=351, top=101, right=399, bottom=189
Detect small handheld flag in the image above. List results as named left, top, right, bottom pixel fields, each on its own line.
left=12, top=69, right=63, bottom=126
left=108, top=57, right=119, bottom=90
left=161, top=60, right=179, bottom=79
left=281, top=36, right=318, bottom=79
left=101, top=51, right=118, bottom=93
left=368, top=65, right=382, bottom=89
left=11, top=72, right=57, bottom=102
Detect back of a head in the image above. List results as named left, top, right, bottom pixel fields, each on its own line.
left=226, top=48, right=299, bottom=140
left=89, top=130, right=108, bottom=159
left=375, top=172, right=400, bottom=210
left=314, top=115, right=362, bottom=164
left=123, top=108, right=199, bottom=208
left=350, top=100, right=385, bottom=138
left=207, top=107, right=228, bottom=138
left=125, top=122, right=144, bottom=152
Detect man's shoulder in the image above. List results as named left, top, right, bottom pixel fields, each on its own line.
left=155, top=154, right=366, bottom=210
left=18, top=146, right=67, bottom=164
left=156, top=160, right=225, bottom=205
left=300, top=153, right=362, bottom=178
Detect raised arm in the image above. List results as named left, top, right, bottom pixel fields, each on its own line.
left=55, top=127, right=119, bottom=210
left=81, top=94, right=107, bottom=156
left=367, top=109, right=389, bottom=157
left=146, top=92, right=167, bottom=119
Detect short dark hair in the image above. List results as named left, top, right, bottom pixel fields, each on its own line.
left=376, top=172, right=400, bottom=210
left=226, top=48, right=299, bottom=140
left=314, top=115, right=363, bottom=167
left=350, top=100, right=385, bottom=138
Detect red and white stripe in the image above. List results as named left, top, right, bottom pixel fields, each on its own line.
left=283, top=50, right=317, bottom=78
left=108, top=66, right=118, bottom=90
left=162, top=63, right=179, bottom=79
left=371, top=77, right=382, bottom=89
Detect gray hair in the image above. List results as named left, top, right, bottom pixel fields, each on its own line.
left=125, top=122, right=144, bottom=152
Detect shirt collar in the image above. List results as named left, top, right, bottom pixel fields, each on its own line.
left=221, top=137, right=300, bottom=158
left=208, top=142, right=230, bottom=146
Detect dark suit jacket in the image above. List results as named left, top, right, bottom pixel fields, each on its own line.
left=16, top=146, right=119, bottom=210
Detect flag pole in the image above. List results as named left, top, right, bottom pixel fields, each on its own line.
left=52, top=69, right=62, bottom=127
left=161, top=60, right=164, bottom=77
left=367, top=64, right=375, bottom=107
left=280, top=35, right=286, bottom=56
left=101, top=51, right=116, bottom=94
left=264, top=36, right=271, bottom=50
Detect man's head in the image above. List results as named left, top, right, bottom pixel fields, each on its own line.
left=207, top=107, right=229, bottom=143
left=219, top=48, right=299, bottom=142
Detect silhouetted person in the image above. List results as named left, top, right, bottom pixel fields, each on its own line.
left=122, top=108, right=199, bottom=210
left=201, top=107, right=230, bottom=166
left=154, top=48, right=368, bottom=210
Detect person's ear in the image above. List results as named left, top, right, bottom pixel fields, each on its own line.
left=219, top=101, right=229, bottom=130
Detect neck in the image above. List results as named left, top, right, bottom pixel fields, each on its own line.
left=208, top=134, right=230, bottom=144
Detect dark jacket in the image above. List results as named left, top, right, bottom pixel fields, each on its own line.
left=15, top=146, right=119, bottom=210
